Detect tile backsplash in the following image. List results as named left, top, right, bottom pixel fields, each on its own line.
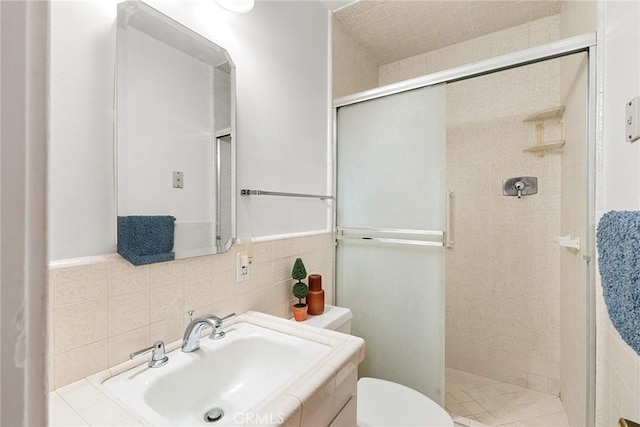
left=48, top=233, right=334, bottom=390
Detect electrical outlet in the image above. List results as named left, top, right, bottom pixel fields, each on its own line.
left=236, top=253, right=250, bottom=282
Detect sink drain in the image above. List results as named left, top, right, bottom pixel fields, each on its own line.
left=203, top=407, right=224, bottom=423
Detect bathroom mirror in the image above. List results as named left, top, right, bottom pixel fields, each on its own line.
left=116, top=0, right=236, bottom=265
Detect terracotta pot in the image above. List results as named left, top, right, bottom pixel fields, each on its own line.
left=292, top=304, right=308, bottom=321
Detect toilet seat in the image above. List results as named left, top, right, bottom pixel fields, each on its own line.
left=357, top=378, right=454, bottom=427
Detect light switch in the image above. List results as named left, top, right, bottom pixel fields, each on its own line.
left=626, top=97, right=640, bottom=142
left=173, top=171, right=183, bottom=188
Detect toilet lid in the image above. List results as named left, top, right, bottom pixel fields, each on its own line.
left=357, top=378, right=453, bottom=427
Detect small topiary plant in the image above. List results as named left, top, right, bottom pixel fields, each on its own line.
left=291, top=258, right=308, bottom=308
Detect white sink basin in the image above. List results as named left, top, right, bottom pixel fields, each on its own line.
left=101, top=321, right=331, bottom=426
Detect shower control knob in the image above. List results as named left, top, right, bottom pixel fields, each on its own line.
left=514, top=181, right=525, bottom=199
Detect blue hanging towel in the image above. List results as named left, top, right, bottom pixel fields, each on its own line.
left=596, top=211, right=640, bottom=355
left=117, top=215, right=176, bottom=266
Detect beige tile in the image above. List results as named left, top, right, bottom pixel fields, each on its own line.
left=254, top=261, right=274, bottom=288
left=183, top=255, right=213, bottom=279
left=75, top=399, right=132, bottom=426
left=147, top=260, right=185, bottom=287
left=272, top=239, right=288, bottom=259
left=108, top=289, right=150, bottom=336
left=212, top=270, right=235, bottom=301
left=476, top=395, right=510, bottom=412
left=489, top=408, right=517, bottom=425
left=54, top=263, right=108, bottom=308
left=115, top=416, right=144, bottom=427
left=449, top=389, right=474, bottom=403
left=108, top=261, right=149, bottom=296
left=465, top=388, right=488, bottom=401
left=462, top=400, right=487, bottom=416
left=149, top=315, right=183, bottom=345
left=525, top=409, right=569, bottom=426
left=49, top=391, right=77, bottom=424
left=56, top=379, right=109, bottom=411
left=273, top=257, right=294, bottom=282
left=527, top=373, right=548, bottom=393
left=211, top=248, right=236, bottom=272
left=252, top=241, right=273, bottom=263
left=254, top=284, right=275, bottom=315
left=184, top=276, right=212, bottom=312
left=445, top=392, right=458, bottom=406
left=54, top=340, right=108, bottom=388
left=150, top=281, right=184, bottom=322
left=54, top=299, right=108, bottom=354
left=108, top=326, right=149, bottom=366
left=49, top=412, right=89, bottom=427
left=447, top=403, right=473, bottom=417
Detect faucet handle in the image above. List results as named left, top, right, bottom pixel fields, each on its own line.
left=130, top=341, right=169, bottom=368
left=209, top=313, right=235, bottom=340
left=210, top=312, right=236, bottom=326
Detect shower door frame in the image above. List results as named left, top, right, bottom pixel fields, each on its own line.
left=332, top=32, right=597, bottom=427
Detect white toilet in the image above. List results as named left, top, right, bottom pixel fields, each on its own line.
left=301, top=305, right=454, bottom=427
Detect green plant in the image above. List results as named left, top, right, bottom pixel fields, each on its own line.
left=291, top=258, right=308, bottom=307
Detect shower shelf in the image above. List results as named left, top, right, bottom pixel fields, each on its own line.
left=523, top=140, right=565, bottom=153
left=523, top=106, right=566, bottom=156
left=523, top=106, right=565, bottom=122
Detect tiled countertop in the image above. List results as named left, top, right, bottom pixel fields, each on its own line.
left=49, top=311, right=365, bottom=427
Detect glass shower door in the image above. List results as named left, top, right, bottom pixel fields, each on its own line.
left=335, top=84, right=447, bottom=405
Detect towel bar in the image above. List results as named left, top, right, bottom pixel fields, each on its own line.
left=240, top=189, right=333, bottom=200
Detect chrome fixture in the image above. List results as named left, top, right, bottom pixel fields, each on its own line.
left=241, top=189, right=334, bottom=200
left=502, top=176, right=538, bottom=199
left=210, top=313, right=236, bottom=340
left=182, top=313, right=236, bottom=353
left=130, top=341, right=169, bottom=368
left=336, top=226, right=445, bottom=247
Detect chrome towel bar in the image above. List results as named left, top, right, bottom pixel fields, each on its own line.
left=240, top=189, right=333, bottom=200
left=337, top=226, right=445, bottom=247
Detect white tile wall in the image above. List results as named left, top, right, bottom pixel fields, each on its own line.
left=48, top=234, right=334, bottom=389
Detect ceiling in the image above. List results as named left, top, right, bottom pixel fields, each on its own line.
left=334, top=0, right=562, bottom=65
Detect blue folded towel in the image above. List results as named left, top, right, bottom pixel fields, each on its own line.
left=117, top=215, right=176, bottom=266
left=596, top=211, right=640, bottom=355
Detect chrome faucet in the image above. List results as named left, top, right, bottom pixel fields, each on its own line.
left=209, top=313, right=235, bottom=340
left=181, top=313, right=235, bottom=353
left=130, top=341, right=169, bottom=368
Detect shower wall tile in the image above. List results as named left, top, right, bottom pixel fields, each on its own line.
left=379, top=15, right=561, bottom=86
left=48, top=233, right=334, bottom=389
left=332, top=17, right=379, bottom=98
left=443, top=17, right=563, bottom=394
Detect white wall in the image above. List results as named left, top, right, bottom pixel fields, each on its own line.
left=49, top=1, right=330, bottom=261
left=597, top=1, right=640, bottom=425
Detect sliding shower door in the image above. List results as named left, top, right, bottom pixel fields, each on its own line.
left=335, top=84, right=446, bottom=405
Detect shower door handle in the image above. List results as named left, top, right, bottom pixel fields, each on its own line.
left=444, top=190, right=454, bottom=248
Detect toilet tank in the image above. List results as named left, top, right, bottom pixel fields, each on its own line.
left=300, top=305, right=353, bottom=334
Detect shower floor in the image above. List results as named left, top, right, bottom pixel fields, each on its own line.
left=445, top=368, right=569, bottom=426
